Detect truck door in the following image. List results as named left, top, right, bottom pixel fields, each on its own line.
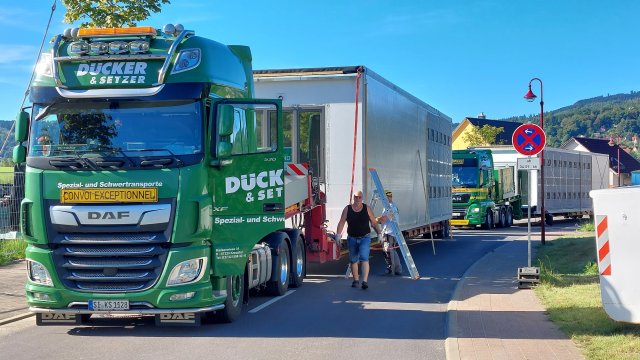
left=209, top=100, right=284, bottom=275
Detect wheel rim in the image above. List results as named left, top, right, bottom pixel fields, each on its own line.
left=296, top=245, right=304, bottom=276
left=280, top=252, right=289, bottom=285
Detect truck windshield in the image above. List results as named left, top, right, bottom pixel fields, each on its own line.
left=452, top=165, right=478, bottom=188
left=28, top=100, right=202, bottom=158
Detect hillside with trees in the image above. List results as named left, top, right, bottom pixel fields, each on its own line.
left=503, top=91, right=640, bottom=157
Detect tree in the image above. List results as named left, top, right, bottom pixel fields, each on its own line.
left=62, top=0, right=171, bottom=28
left=462, top=125, right=505, bottom=146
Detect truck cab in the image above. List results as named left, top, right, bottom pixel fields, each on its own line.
left=15, top=25, right=324, bottom=326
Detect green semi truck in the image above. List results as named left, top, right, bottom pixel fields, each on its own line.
left=14, top=24, right=338, bottom=326
left=450, top=149, right=523, bottom=229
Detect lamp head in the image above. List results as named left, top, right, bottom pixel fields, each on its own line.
left=524, top=85, right=537, bottom=102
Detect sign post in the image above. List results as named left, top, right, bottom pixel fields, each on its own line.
left=512, top=123, right=546, bottom=288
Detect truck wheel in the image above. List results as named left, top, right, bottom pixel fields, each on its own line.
left=267, top=241, right=290, bottom=296
left=545, top=213, right=554, bottom=226
left=506, top=208, right=513, bottom=227
left=482, top=211, right=493, bottom=230
left=215, top=273, right=245, bottom=323
left=290, top=236, right=306, bottom=288
left=498, top=209, right=506, bottom=228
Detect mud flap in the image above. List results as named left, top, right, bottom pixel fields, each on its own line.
left=36, top=313, right=82, bottom=326
left=154, top=312, right=201, bottom=326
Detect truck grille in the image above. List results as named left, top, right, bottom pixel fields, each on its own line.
left=452, top=193, right=471, bottom=203
left=452, top=207, right=468, bottom=220
left=53, top=235, right=168, bottom=293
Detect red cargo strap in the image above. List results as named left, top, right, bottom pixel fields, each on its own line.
left=349, top=66, right=364, bottom=202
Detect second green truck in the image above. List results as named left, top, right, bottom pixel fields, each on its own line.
left=450, top=149, right=523, bottom=228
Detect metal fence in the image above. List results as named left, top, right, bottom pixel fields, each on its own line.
left=0, top=170, right=25, bottom=261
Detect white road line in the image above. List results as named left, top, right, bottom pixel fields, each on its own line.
left=248, top=290, right=296, bottom=313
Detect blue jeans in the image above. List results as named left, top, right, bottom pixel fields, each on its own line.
left=347, top=235, right=371, bottom=263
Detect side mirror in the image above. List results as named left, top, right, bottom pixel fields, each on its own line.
left=12, top=145, right=26, bottom=164
left=15, top=111, right=29, bottom=142
left=217, top=104, right=235, bottom=137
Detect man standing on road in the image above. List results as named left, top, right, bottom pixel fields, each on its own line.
left=377, top=190, right=402, bottom=275
left=336, top=190, right=382, bottom=290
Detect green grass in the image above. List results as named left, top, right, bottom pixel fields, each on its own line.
left=535, top=236, right=640, bottom=359
left=578, top=220, right=595, bottom=232
left=0, top=238, right=26, bottom=266
left=0, top=166, right=13, bottom=184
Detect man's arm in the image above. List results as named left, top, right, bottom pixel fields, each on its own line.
left=336, top=206, right=348, bottom=237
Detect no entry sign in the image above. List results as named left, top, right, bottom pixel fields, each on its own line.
left=512, top=123, right=546, bottom=156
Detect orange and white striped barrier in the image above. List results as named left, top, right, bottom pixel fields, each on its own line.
left=596, top=215, right=611, bottom=276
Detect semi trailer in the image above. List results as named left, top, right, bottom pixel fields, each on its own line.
left=466, top=146, right=609, bottom=224
left=253, top=66, right=453, bottom=239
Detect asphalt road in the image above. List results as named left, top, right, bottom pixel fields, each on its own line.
left=0, top=219, right=582, bottom=360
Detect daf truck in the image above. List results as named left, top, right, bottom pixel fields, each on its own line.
left=15, top=24, right=339, bottom=326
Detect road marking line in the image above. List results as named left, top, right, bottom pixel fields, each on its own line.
left=248, top=290, right=295, bottom=313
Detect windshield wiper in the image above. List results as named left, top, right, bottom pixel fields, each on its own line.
left=49, top=155, right=98, bottom=170
left=127, top=148, right=184, bottom=167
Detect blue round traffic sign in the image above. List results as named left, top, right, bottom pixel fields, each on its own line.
left=512, top=124, right=546, bottom=156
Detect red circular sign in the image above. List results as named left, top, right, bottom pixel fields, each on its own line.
left=512, top=124, right=546, bottom=156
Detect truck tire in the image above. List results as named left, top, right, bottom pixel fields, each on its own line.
left=506, top=207, right=513, bottom=227
left=545, top=213, right=554, bottom=226
left=290, top=235, right=306, bottom=288
left=267, top=241, right=290, bottom=296
left=482, top=211, right=493, bottom=230
left=498, top=208, right=506, bottom=228
left=215, top=273, right=245, bottom=323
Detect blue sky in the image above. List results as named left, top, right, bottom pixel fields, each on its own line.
left=1, top=0, right=639, bottom=123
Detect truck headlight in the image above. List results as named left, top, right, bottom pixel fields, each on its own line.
left=27, top=260, right=53, bottom=286
left=167, top=257, right=207, bottom=286
left=35, top=53, right=53, bottom=77
left=171, top=48, right=201, bottom=74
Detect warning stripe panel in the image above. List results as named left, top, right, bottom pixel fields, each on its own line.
left=595, top=215, right=611, bottom=276
left=286, top=163, right=308, bottom=176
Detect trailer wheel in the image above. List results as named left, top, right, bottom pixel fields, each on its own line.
left=215, top=273, right=245, bottom=323
left=506, top=207, right=513, bottom=227
left=290, top=235, right=306, bottom=288
left=267, top=241, right=290, bottom=296
left=545, top=213, right=554, bottom=226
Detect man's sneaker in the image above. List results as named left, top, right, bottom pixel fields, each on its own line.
left=361, top=281, right=368, bottom=290
left=352, top=280, right=359, bottom=288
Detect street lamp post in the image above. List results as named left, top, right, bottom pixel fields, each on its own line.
left=523, top=78, right=545, bottom=245
left=609, top=136, right=622, bottom=187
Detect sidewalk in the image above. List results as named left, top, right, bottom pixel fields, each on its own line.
left=0, top=260, right=32, bottom=325
left=446, top=229, right=585, bottom=360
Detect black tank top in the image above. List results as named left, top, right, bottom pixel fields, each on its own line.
left=346, top=204, right=371, bottom=237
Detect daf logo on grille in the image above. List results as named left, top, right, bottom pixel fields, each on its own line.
left=88, top=211, right=130, bottom=220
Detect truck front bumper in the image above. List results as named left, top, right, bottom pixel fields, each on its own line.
left=29, top=304, right=224, bottom=315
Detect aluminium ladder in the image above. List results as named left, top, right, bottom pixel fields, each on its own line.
left=368, top=168, right=420, bottom=280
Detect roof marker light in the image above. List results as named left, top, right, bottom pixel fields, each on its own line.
left=78, top=26, right=156, bottom=37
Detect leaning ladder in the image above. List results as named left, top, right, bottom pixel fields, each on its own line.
left=368, top=168, right=420, bottom=280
